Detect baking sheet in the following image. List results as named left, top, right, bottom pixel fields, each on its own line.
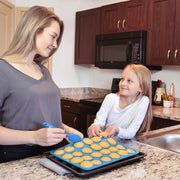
left=50, top=137, right=139, bottom=171
left=46, top=151, right=145, bottom=178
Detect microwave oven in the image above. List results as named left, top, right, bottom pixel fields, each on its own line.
left=95, top=31, right=147, bottom=69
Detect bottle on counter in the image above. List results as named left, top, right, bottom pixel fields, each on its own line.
left=169, top=83, right=175, bottom=107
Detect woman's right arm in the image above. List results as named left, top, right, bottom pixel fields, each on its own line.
left=0, top=125, right=66, bottom=146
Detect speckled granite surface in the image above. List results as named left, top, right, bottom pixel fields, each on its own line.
left=0, top=139, right=179, bottom=180
left=60, top=87, right=180, bottom=121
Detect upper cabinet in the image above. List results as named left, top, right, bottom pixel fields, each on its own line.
left=0, top=0, right=15, bottom=56
left=75, top=8, right=100, bottom=64
left=147, top=0, right=180, bottom=65
left=101, top=0, right=147, bottom=34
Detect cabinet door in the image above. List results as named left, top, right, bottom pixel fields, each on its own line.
left=124, top=0, right=147, bottom=32
left=75, top=8, right=100, bottom=64
left=173, top=0, right=180, bottom=65
left=0, top=0, right=14, bottom=56
left=147, top=0, right=174, bottom=66
left=100, top=3, right=123, bottom=34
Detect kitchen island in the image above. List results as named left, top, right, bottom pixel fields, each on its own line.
left=0, top=138, right=179, bottom=180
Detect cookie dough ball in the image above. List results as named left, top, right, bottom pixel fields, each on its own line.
left=82, top=155, right=92, bottom=160
left=116, top=145, right=126, bottom=150
left=64, top=146, right=75, bottom=152
left=74, top=142, right=84, bottom=148
left=90, top=144, right=102, bottom=150
left=118, top=150, right=129, bottom=156
left=100, top=141, right=110, bottom=148
left=82, top=147, right=93, bottom=153
left=53, top=149, right=64, bottom=155
left=72, top=151, right=83, bottom=156
left=101, top=157, right=111, bottom=162
left=109, top=147, right=118, bottom=152
left=100, top=131, right=108, bottom=138
left=83, top=138, right=93, bottom=145
left=92, top=160, right=102, bottom=165
left=91, top=152, right=102, bottom=157
left=110, top=153, right=120, bottom=159
left=100, top=149, right=111, bottom=155
left=126, top=149, right=135, bottom=153
left=71, top=157, right=83, bottom=163
left=107, top=138, right=117, bottom=145
left=80, top=161, right=93, bottom=168
left=62, top=154, right=73, bottom=159
left=92, top=136, right=101, bottom=142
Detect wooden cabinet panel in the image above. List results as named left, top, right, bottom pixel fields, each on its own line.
left=101, top=0, right=147, bottom=34
left=125, top=0, right=147, bottom=31
left=61, top=100, right=79, bottom=129
left=101, top=3, right=123, bottom=34
left=173, top=0, right=180, bottom=65
left=0, top=0, right=14, bottom=56
left=147, top=0, right=179, bottom=66
left=75, top=8, right=100, bottom=64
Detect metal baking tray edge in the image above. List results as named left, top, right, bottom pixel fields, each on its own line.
left=45, top=152, right=146, bottom=178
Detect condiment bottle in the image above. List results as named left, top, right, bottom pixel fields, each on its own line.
left=169, top=83, right=175, bottom=107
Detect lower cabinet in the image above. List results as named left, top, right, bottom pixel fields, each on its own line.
left=151, top=117, right=180, bottom=130
left=61, top=99, right=80, bottom=130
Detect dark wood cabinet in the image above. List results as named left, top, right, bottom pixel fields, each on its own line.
left=147, top=0, right=180, bottom=66
left=61, top=99, right=80, bottom=129
left=101, top=0, right=147, bottom=34
left=75, top=8, right=100, bottom=64
left=151, top=117, right=179, bottom=130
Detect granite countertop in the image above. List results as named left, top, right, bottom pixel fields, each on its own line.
left=60, top=88, right=180, bottom=121
left=0, top=139, right=179, bottom=180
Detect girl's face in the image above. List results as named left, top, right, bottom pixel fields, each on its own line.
left=119, top=66, right=142, bottom=98
left=35, top=20, right=60, bottom=57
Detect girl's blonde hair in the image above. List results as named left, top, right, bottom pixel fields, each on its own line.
left=125, top=64, right=153, bottom=134
left=2, top=6, right=64, bottom=64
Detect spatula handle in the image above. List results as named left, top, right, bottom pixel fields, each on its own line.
left=43, top=122, right=56, bottom=128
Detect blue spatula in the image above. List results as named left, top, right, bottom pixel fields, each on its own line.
left=43, top=122, right=82, bottom=143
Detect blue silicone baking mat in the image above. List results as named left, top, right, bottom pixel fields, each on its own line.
left=50, top=137, right=139, bottom=171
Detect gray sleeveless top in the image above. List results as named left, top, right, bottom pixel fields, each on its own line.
left=0, top=59, right=63, bottom=130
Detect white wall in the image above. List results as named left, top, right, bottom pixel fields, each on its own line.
left=12, top=0, right=180, bottom=97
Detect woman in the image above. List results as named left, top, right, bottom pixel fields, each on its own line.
left=0, top=6, right=83, bottom=163
left=88, top=64, right=152, bottom=139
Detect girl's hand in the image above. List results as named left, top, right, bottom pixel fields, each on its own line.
left=105, top=126, right=119, bottom=138
left=88, top=124, right=101, bottom=137
left=33, top=128, right=66, bottom=146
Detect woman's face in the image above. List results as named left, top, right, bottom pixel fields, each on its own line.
left=35, top=20, right=60, bottom=57
left=119, top=66, right=142, bottom=98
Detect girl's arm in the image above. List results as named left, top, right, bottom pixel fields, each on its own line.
left=0, top=125, right=66, bottom=146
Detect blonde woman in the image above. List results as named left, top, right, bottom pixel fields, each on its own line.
left=0, top=6, right=83, bottom=163
left=88, top=64, right=152, bottom=139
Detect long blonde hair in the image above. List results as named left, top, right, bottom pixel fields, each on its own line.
left=2, top=6, right=64, bottom=64
left=125, top=64, right=153, bottom=134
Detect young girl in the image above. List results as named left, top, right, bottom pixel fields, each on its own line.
left=88, top=64, right=152, bottom=139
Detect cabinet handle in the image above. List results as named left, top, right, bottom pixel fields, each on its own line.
left=117, top=20, right=120, bottom=30
left=167, top=49, right=171, bottom=59
left=64, top=105, right=71, bottom=108
left=174, top=49, right=178, bottom=59
left=122, top=19, right=126, bottom=30
left=73, top=117, right=77, bottom=129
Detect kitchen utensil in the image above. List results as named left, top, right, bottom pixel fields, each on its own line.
left=43, top=122, right=82, bottom=143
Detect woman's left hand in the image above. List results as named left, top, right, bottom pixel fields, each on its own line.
left=105, top=126, right=119, bottom=138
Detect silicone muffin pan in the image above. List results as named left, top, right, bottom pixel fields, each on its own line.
left=50, top=137, right=139, bottom=171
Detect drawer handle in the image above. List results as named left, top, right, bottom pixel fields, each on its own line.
left=167, top=49, right=171, bottom=59
left=174, top=49, right=178, bottom=59
left=117, top=20, right=120, bottom=30
left=64, top=105, right=71, bottom=108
